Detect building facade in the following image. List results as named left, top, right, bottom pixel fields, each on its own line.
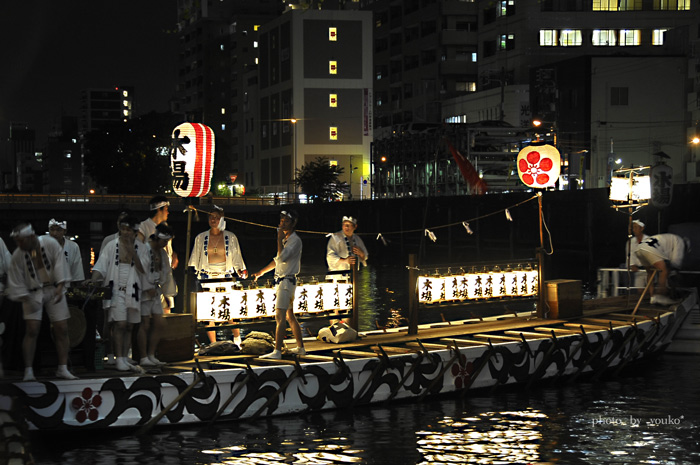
left=257, top=8, right=374, bottom=200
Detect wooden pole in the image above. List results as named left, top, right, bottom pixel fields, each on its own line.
left=408, top=254, right=418, bottom=335
left=183, top=205, right=194, bottom=314
left=537, top=193, right=547, bottom=318
left=350, top=262, right=359, bottom=331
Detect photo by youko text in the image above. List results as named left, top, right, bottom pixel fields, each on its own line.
left=592, top=415, right=684, bottom=427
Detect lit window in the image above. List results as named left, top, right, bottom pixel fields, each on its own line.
left=329, top=94, right=338, bottom=107
left=329, top=27, right=337, bottom=41
left=123, top=109, right=129, bottom=116
left=456, top=82, right=476, bottom=92
left=592, top=29, right=617, bottom=46
left=539, top=30, right=557, bottom=46
left=329, top=61, right=338, bottom=74
left=472, top=52, right=477, bottom=62
left=254, top=25, right=260, bottom=31
left=330, top=127, right=338, bottom=140
left=253, top=41, right=258, bottom=48
left=619, top=29, right=641, bottom=46
left=65, top=152, right=72, bottom=159
left=220, top=44, right=225, bottom=51
left=122, top=100, right=129, bottom=107
left=221, top=124, right=226, bottom=131
left=221, top=107, right=226, bottom=115
left=559, top=30, right=582, bottom=46
left=255, top=57, right=259, bottom=64
left=652, top=29, right=667, bottom=45
left=122, top=90, right=128, bottom=97
left=499, top=34, right=514, bottom=50
left=329, top=160, right=338, bottom=166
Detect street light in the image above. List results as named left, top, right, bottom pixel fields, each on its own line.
left=291, top=118, right=298, bottom=202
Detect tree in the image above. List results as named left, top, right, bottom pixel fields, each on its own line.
left=295, top=156, right=348, bottom=203
left=83, top=111, right=182, bottom=194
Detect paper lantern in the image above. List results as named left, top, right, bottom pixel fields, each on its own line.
left=338, top=282, right=353, bottom=310
left=247, top=288, right=276, bottom=318
left=650, top=163, right=673, bottom=208
left=170, top=122, right=215, bottom=197
left=418, top=275, right=445, bottom=304
left=517, top=144, right=561, bottom=188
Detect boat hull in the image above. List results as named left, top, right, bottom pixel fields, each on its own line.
left=1, top=291, right=696, bottom=431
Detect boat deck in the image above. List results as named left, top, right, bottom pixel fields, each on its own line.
left=0, top=295, right=676, bottom=382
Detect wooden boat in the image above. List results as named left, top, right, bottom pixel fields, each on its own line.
left=0, top=288, right=695, bottom=432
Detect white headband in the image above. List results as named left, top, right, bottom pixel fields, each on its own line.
left=150, top=200, right=170, bottom=211
left=155, top=230, right=173, bottom=240
left=48, top=219, right=67, bottom=229
left=11, top=224, right=35, bottom=238
left=211, top=206, right=226, bottom=231
left=342, top=216, right=357, bottom=226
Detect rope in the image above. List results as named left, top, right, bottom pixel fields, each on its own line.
left=186, top=194, right=539, bottom=239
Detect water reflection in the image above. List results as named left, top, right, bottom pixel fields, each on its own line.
left=416, top=409, right=546, bottom=464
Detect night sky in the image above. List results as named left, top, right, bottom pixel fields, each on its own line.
left=0, top=1, right=179, bottom=145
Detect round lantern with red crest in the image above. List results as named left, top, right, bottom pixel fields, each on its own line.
left=516, top=143, right=561, bottom=188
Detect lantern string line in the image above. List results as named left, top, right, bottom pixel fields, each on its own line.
left=185, top=194, right=539, bottom=238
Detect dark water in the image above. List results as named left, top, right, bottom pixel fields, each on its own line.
left=27, top=264, right=700, bottom=464
left=30, top=353, right=700, bottom=464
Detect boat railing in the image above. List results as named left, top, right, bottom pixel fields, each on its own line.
left=597, top=267, right=700, bottom=298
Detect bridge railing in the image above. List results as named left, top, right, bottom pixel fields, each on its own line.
left=0, top=193, right=282, bottom=207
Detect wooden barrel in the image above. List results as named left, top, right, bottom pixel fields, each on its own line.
left=157, top=314, right=195, bottom=362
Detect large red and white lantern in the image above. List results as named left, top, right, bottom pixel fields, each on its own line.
left=517, top=144, right=561, bottom=188
left=170, top=123, right=215, bottom=197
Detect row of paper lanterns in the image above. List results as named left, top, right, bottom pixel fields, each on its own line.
left=417, top=267, right=538, bottom=304
left=196, top=281, right=353, bottom=322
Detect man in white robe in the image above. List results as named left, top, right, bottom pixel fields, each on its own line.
left=188, top=205, right=247, bottom=345
left=89, top=216, right=144, bottom=372
left=46, top=219, right=85, bottom=285
left=7, top=223, right=77, bottom=381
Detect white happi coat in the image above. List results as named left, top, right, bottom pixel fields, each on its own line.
left=7, top=235, right=70, bottom=303
left=140, top=241, right=176, bottom=300
left=326, top=231, right=368, bottom=272
left=0, top=238, right=12, bottom=294
left=188, top=230, right=246, bottom=280
left=92, top=237, right=143, bottom=309
left=42, top=235, right=85, bottom=283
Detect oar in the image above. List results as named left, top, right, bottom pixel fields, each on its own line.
left=612, top=317, right=660, bottom=376
left=553, top=326, right=588, bottom=381
left=250, top=366, right=303, bottom=420
left=591, top=323, right=639, bottom=381
left=525, top=331, right=559, bottom=389
left=460, top=343, right=495, bottom=395
left=137, top=361, right=206, bottom=435
left=632, top=269, right=657, bottom=315
left=417, top=342, right=462, bottom=401
left=350, top=345, right=391, bottom=408
left=208, top=361, right=257, bottom=425
left=569, top=324, right=614, bottom=383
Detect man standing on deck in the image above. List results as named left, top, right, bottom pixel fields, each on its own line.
left=326, top=216, right=368, bottom=276
left=89, top=215, right=145, bottom=372
left=251, top=210, right=305, bottom=359
left=188, top=205, right=247, bottom=346
left=138, top=196, right=177, bottom=313
left=46, top=219, right=85, bottom=286
left=7, top=222, right=77, bottom=381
